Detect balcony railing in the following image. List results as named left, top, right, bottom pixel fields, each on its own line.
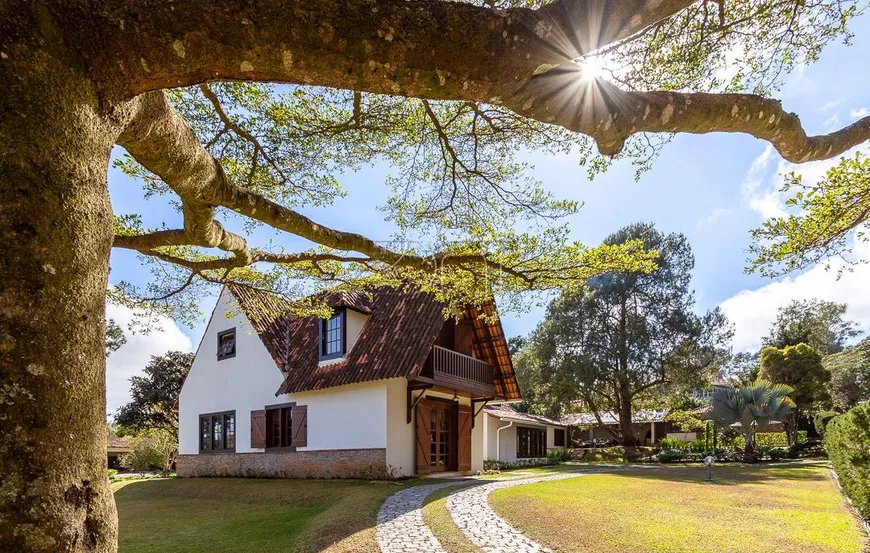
left=430, top=346, right=494, bottom=396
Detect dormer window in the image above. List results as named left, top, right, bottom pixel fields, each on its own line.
left=319, top=310, right=346, bottom=361
left=217, top=328, right=236, bottom=360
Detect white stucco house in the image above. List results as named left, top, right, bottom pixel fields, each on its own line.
left=178, top=284, right=564, bottom=479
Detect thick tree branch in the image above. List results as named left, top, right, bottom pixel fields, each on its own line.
left=93, top=0, right=693, bottom=101
left=118, top=92, right=540, bottom=283
left=81, top=0, right=866, bottom=161
left=509, top=73, right=870, bottom=162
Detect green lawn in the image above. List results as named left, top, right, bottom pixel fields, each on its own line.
left=489, top=463, right=868, bottom=553
left=114, top=477, right=409, bottom=553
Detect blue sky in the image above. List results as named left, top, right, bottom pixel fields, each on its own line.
left=104, top=14, right=870, bottom=413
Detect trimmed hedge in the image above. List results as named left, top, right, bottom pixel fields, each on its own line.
left=824, top=403, right=870, bottom=520
left=735, top=431, right=807, bottom=448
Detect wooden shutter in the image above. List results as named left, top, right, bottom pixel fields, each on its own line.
left=291, top=405, right=308, bottom=447
left=415, top=404, right=432, bottom=474
left=250, top=410, right=266, bottom=449
left=457, top=406, right=472, bottom=472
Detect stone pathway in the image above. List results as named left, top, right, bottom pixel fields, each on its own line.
left=445, top=472, right=587, bottom=553
left=377, top=481, right=469, bottom=553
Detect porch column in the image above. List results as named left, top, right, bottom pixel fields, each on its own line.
left=651, top=422, right=656, bottom=443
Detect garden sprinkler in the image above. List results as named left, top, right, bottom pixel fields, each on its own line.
left=703, top=455, right=715, bottom=482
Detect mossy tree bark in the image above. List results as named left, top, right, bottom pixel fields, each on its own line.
left=0, top=22, right=126, bottom=552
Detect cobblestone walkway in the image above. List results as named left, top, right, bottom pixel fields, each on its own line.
left=445, top=472, right=586, bottom=553
left=377, top=481, right=470, bottom=553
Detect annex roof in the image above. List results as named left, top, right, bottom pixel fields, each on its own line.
left=226, top=284, right=521, bottom=400
left=484, top=404, right=564, bottom=427
left=561, top=408, right=670, bottom=426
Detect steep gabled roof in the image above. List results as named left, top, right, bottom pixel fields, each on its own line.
left=225, top=284, right=521, bottom=400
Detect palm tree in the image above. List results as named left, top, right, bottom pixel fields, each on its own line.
left=708, top=380, right=796, bottom=457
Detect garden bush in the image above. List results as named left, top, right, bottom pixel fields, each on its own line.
left=483, top=457, right=553, bottom=471
left=659, top=438, right=708, bottom=452
left=546, top=448, right=571, bottom=462
left=734, top=431, right=807, bottom=449
left=824, top=403, right=870, bottom=520
left=107, top=468, right=118, bottom=479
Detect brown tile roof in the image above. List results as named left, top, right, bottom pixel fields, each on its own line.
left=107, top=436, right=132, bottom=450
left=226, top=284, right=521, bottom=400
left=484, top=404, right=564, bottom=427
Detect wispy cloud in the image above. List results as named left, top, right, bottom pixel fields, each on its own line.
left=850, top=107, right=870, bottom=118
left=697, top=207, right=735, bottom=229
left=721, top=237, right=870, bottom=353
left=106, top=303, right=194, bottom=417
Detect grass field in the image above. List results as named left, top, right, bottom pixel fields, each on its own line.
left=114, top=478, right=408, bottom=553
left=490, top=463, right=868, bottom=553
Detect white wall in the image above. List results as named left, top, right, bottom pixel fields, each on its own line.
left=179, top=289, right=288, bottom=454
left=180, top=290, right=389, bottom=456
left=293, top=380, right=387, bottom=451
left=346, top=309, right=369, bottom=353
left=483, top=413, right=565, bottom=462
left=386, top=378, right=415, bottom=476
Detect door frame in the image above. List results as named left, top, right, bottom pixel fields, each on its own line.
left=416, top=396, right=459, bottom=473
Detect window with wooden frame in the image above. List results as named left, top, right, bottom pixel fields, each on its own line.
left=516, top=426, right=546, bottom=458
left=217, top=328, right=236, bottom=360
left=199, top=411, right=235, bottom=453
left=319, top=309, right=346, bottom=361
left=263, top=404, right=307, bottom=449
left=554, top=428, right=566, bottom=447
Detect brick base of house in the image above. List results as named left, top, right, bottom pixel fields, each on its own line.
left=177, top=448, right=389, bottom=479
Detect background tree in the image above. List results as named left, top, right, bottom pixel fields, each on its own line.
left=119, top=430, right=175, bottom=474
left=721, top=351, right=761, bottom=385
left=824, top=337, right=870, bottom=411
left=709, top=380, right=795, bottom=457
left=763, top=299, right=861, bottom=354
left=760, top=343, right=831, bottom=444
left=105, top=319, right=127, bottom=357
left=516, top=223, right=732, bottom=445
left=115, top=351, right=193, bottom=443
left=3, top=1, right=870, bottom=550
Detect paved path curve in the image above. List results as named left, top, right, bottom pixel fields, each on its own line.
left=377, top=481, right=469, bottom=553
left=445, top=473, right=586, bottom=553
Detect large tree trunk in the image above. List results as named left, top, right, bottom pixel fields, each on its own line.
left=1, top=28, right=120, bottom=552
left=617, top=384, right=636, bottom=447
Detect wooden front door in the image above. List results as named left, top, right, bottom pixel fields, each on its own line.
left=415, top=399, right=457, bottom=473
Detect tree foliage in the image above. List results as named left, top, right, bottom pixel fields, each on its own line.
left=824, top=403, right=870, bottom=521
left=762, top=299, right=861, bottom=354
left=105, top=319, right=127, bottom=357
left=750, top=153, right=870, bottom=276
left=115, top=351, right=193, bottom=441
left=824, top=337, right=870, bottom=410
left=708, top=380, right=795, bottom=456
left=759, top=343, right=830, bottom=444
left=513, top=223, right=731, bottom=444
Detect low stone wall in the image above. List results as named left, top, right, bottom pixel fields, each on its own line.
left=177, top=448, right=389, bottom=479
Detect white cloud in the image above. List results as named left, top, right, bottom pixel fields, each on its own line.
left=850, top=107, right=870, bottom=119
left=821, top=100, right=841, bottom=112
left=697, top=207, right=734, bottom=229
left=106, top=303, right=193, bottom=417
left=721, top=238, right=870, bottom=353
left=823, top=113, right=842, bottom=132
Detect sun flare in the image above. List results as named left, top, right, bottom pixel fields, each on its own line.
left=575, top=55, right=609, bottom=81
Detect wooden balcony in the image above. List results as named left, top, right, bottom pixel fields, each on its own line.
left=428, top=345, right=495, bottom=397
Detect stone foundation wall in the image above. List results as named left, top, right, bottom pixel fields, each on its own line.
left=177, top=448, right=389, bottom=479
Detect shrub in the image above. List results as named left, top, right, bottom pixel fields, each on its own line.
left=483, top=457, right=552, bottom=471
left=824, top=403, right=870, bottom=520
left=815, top=410, right=839, bottom=437
left=659, top=438, right=708, bottom=452
left=107, top=469, right=118, bottom=479
left=546, top=448, right=571, bottom=462
left=734, top=431, right=807, bottom=449
left=120, top=434, right=167, bottom=472
left=656, top=449, right=685, bottom=463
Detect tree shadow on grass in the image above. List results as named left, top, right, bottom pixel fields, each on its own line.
left=597, top=461, right=831, bottom=487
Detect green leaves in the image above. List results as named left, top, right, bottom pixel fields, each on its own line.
left=749, top=152, right=870, bottom=276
